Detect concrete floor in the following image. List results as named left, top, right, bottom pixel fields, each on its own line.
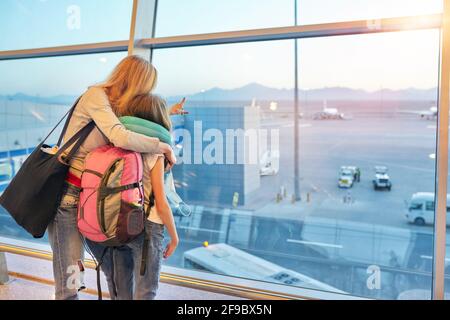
left=0, top=276, right=243, bottom=300
left=0, top=253, right=244, bottom=300
left=0, top=276, right=97, bottom=300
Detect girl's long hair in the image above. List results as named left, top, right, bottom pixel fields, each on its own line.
left=99, top=55, right=158, bottom=115
left=124, top=94, right=172, bottom=132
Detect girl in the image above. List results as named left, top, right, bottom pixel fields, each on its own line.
left=86, top=94, right=179, bottom=300
left=48, top=55, right=180, bottom=300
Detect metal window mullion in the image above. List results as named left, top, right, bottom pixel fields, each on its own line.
left=293, top=0, right=301, bottom=201
left=128, top=0, right=158, bottom=60
left=0, top=41, right=129, bottom=60
left=140, top=14, right=442, bottom=49
left=127, top=0, right=139, bottom=56
left=149, top=0, right=159, bottom=62
left=433, top=0, right=450, bottom=301
left=0, top=14, right=442, bottom=61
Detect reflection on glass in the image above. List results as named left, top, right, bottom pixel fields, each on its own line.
left=153, top=29, right=440, bottom=298
left=0, top=0, right=132, bottom=51
left=298, top=0, right=443, bottom=25
left=0, top=25, right=442, bottom=299
left=0, top=52, right=127, bottom=243
left=155, top=0, right=294, bottom=37
left=155, top=0, right=443, bottom=37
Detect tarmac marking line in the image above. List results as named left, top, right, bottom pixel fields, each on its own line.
left=287, top=239, right=343, bottom=249
left=420, top=255, right=450, bottom=262
left=177, top=225, right=224, bottom=234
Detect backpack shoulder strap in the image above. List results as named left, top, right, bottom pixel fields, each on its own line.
left=140, top=193, right=155, bottom=276
left=140, top=232, right=150, bottom=276
left=145, top=193, right=155, bottom=217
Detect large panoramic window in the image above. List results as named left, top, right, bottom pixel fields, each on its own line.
left=155, top=0, right=443, bottom=38
left=0, top=52, right=127, bottom=243
left=0, top=0, right=132, bottom=51
left=150, top=28, right=440, bottom=299
left=0, top=0, right=447, bottom=300
left=155, top=0, right=294, bottom=37
left=296, top=29, right=440, bottom=299
left=298, top=0, right=443, bottom=25
left=445, top=101, right=450, bottom=300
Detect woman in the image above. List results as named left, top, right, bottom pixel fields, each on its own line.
left=47, top=55, right=180, bottom=300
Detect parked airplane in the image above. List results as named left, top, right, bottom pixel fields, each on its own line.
left=313, top=100, right=345, bottom=120
left=399, top=106, right=437, bottom=120
left=0, top=158, right=14, bottom=194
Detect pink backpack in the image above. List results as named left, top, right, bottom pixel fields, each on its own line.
left=77, top=145, right=146, bottom=246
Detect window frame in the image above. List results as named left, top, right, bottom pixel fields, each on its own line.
left=0, top=0, right=448, bottom=300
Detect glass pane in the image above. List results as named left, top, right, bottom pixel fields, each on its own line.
left=0, top=0, right=132, bottom=51
left=152, top=29, right=439, bottom=298
left=445, top=69, right=450, bottom=299
left=297, top=29, right=439, bottom=299
left=0, top=52, right=127, bottom=243
left=155, top=0, right=442, bottom=37
left=155, top=0, right=294, bottom=37
left=298, top=0, right=443, bottom=25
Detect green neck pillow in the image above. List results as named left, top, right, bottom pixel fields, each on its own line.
left=119, top=116, right=172, bottom=145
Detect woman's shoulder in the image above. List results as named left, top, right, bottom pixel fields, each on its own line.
left=77, top=86, right=111, bottom=110
left=83, top=85, right=108, bottom=99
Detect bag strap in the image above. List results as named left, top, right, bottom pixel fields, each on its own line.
left=140, top=193, right=155, bottom=276
left=140, top=232, right=150, bottom=276
left=55, top=121, right=96, bottom=162
left=57, top=95, right=83, bottom=146
left=96, top=247, right=109, bottom=300
left=40, top=95, right=83, bottom=146
left=98, top=182, right=141, bottom=200
left=146, top=193, right=155, bottom=217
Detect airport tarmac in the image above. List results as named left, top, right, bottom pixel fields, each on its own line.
left=259, top=114, right=438, bottom=231
left=0, top=106, right=447, bottom=299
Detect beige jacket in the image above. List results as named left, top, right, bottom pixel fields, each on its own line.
left=63, top=86, right=160, bottom=178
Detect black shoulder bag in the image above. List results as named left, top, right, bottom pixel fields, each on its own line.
left=0, top=96, right=95, bottom=238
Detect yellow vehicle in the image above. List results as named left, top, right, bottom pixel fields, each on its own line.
left=338, top=166, right=358, bottom=188
left=0, top=159, right=12, bottom=182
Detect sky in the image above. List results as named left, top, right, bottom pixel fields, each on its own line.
left=0, top=0, right=444, bottom=97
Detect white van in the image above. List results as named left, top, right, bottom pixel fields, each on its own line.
left=405, top=192, right=450, bottom=226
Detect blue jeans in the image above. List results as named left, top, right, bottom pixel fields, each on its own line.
left=47, top=183, right=84, bottom=300
left=86, top=220, right=165, bottom=300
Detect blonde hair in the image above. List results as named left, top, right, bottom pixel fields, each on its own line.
left=99, top=55, right=158, bottom=115
left=124, top=94, right=172, bottom=131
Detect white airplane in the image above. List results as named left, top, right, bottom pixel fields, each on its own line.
left=400, top=106, right=437, bottom=120
left=29, top=109, right=46, bottom=122
left=0, top=159, right=13, bottom=195
left=249, top=98, right=259, bottom=109
left=313, top=100, right=345, bottom=120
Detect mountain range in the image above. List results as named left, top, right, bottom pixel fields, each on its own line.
left=169, top=83, right=437, bottom=102
left=0, top=93, right=79, bottom=105
left=0, top=83, right=438, bottom=105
